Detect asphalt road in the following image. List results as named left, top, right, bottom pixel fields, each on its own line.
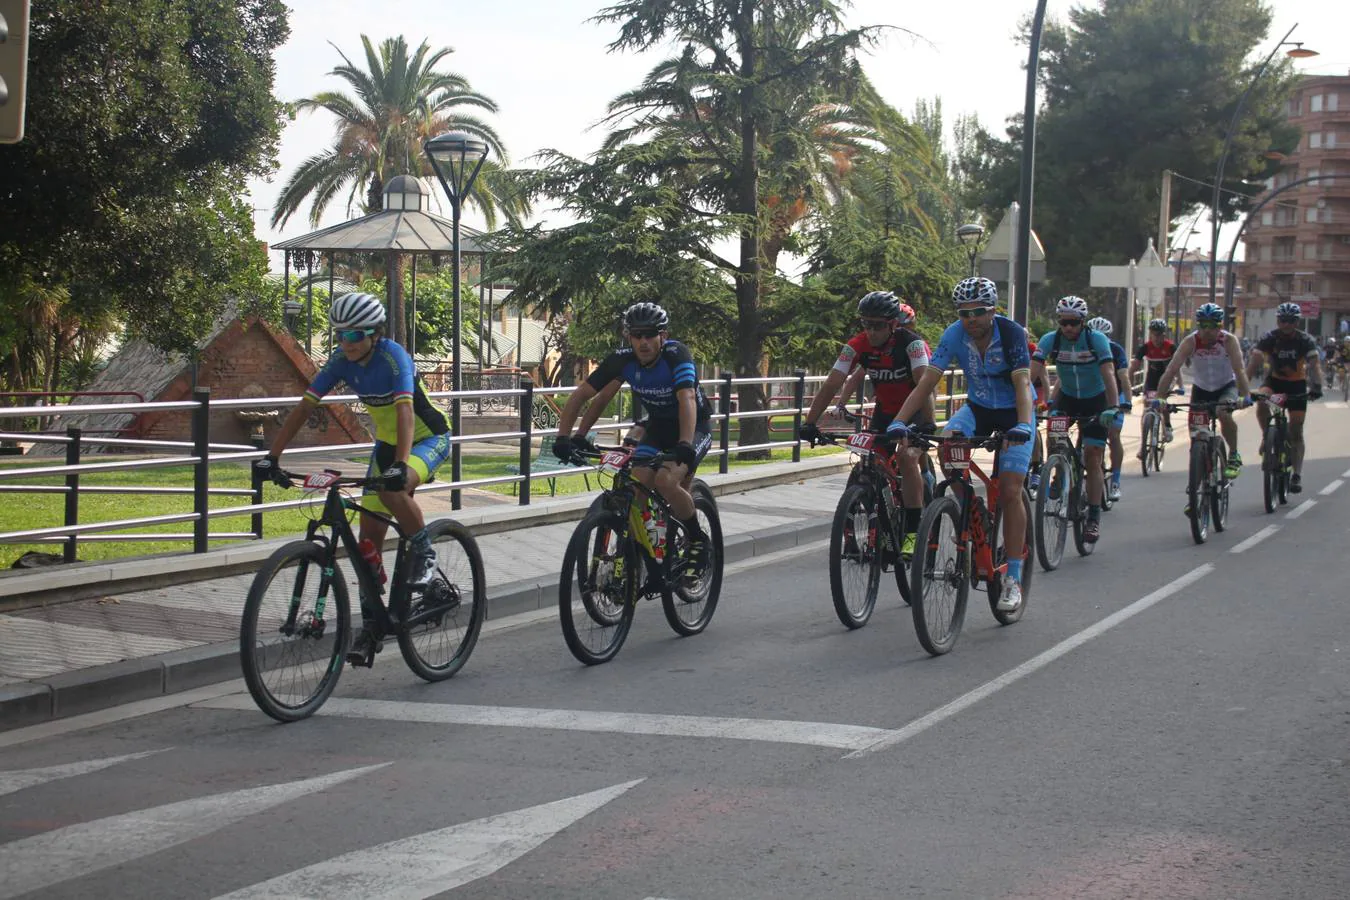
left=3, top=404, right=1349, bottom=899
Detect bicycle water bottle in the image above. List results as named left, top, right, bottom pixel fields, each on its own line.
left=358, top=538, right=387, bottom=585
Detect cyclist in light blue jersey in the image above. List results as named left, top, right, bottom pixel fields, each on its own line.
left=1031, top=297, right=1119, bottom=544
left=1088, top=317, right=1131, bottom=502
left=887, top=276, right=1035, bottom=613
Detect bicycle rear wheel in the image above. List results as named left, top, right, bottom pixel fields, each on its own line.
left=396, top=519, right=487, bottom=682
left=1262, top=422, right=1279, bottom=514
left=828, top=483, right=883, bottom=629
left=909, top=496, right=969, bottom=656
left=663, top=483, right=723, bottom=636
left=1210, top=443, right=1230, bottom=533
left=988, top=488, right=1032, bottom=626
left=1187, top=440, right=1211, bottom=544
left=559, top=511, right=638, bottom=665
left=1276, top=422, right=1291, bottom=506
left=1072, top=470, right=1095, bottom=557
left=240, top=540, right=349, bottom=723
left=1034, top=454, right=1070, bottom=572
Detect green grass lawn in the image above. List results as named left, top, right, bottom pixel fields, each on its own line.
left=0, top=430, right=844, bottom=566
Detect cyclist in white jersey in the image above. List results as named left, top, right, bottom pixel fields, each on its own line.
left=1152, top=303, right=1250, bottom=481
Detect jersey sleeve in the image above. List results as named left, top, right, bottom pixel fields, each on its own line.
left=1301, top=335, right=1320, bottom=357
left=1133, top=344, right=1147, bottom=361
left=664, top=341, right=698, bottom=389
left=1033, top=332, right=1053, bottom=363
left=1111, top=342, right=1128, bottom=369
left=928, top=323, right=963, bottom=371
left=904, top=337, right=931, bottom=371
left=1089, top=331, right=1112, bottom=363
left=832, top=335, right=866, bottom=375
left=585, top=351, right=628, bottom=392
left=304, top=353, right=345, bottom=403
left=1255, top=331, right=1277, bottom=354
left=383, top=341, right=416, bottom=405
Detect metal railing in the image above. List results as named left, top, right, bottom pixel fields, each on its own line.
left=0, top=368, right=986, bottom=560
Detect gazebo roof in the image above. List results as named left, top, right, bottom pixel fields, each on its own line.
left=272, top=209, right=490, bottom=255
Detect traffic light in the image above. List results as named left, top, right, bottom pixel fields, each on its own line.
left=0, top=0, right=30, bottom=144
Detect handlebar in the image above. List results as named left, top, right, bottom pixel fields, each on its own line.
left=567, top=442, right=678, bottom=469
left=265, top=466, right=398, bottom=492
left=902, top=430, right=1010, bottom=453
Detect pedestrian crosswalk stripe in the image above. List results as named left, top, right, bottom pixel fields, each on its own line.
left=0, top=763, right=387, bottom=900
left=0, top=749, right=169, bottom=798
left=196, top=695, right=892, bottom=751
left=212, top=779, right=643, bottom=899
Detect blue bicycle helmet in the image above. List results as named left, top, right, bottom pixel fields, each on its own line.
left=1195, top=302, right=1224, bottom=323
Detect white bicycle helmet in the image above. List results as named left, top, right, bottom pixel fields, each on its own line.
left=952, top=277, right=998, bottom=306
left=1056, top=296, right=1089, bottom=319
left=330, top=292, right=387, bottom=329
left=1086, top=316, right=1113, bottom=335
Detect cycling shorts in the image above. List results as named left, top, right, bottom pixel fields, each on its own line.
left=1143, top=366, right=1166, bottom=394
left=631, top=417, right=713, bottom=473
left=1191, top=382, right=1239, bottom=408
left=1053, top=392, right=1109, bottom=447
left=1264, top=376, right=1308, bottom=412
left=361, top=434, right=453, bottom=514
left=944, top=403, right=1034, bottom=476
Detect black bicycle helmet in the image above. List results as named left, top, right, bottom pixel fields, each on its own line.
left=623, top=302, right=669, bottom=332
left=856, top=290, right=901, bottom=320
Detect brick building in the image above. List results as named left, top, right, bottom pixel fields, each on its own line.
left=1238, top=73, right=1350, bottom=338
left=55, top=314, right=368, bottom=452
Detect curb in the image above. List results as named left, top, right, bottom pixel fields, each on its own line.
left=0, top=514, right=834, bottom=732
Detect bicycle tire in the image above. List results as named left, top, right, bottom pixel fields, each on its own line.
left=558, top=510, right=637, bottom=665
left=909, top=496, right=969, bottom=656
left=1034, top=454, right=1070, bottom=572
left=1188, top=439, right=1210, bottom=544
left=987, top=487, right=1032, bottom=625
left=827, top=483, right=883, bottom=629
left=1072, top=468, right=1095, bottom=557
left=1140, top=412, right=1157, bottom=477
left=1276, top=421, right=1290, bottom=506
left=1262, top=422, right=1279, bottom=514
left=663, top=485, right=723, bottom=636
left=1210, top=442, right=1230, bottom=533
left=240, top=540, right=350, bottom=723
left=396, top=519, right=487, bottom=682
left=1152, top=412, right=1168, bottom=472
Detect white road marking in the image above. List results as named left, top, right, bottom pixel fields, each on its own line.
left=1318, top=479, right=1343, bottom=496
left=1286, top=500, right=1317, bottom=520
left=212, top=779, right=643, bottom=899
left=0, top=764, right=387, bottom=900
left=1230, top=526, right=1280, bottom=555
left=195, top=695, right=890, bottom=751
left=1324, top=401, right=1348, bottom=410
left=0, top=749, right=169, bottom=798
left=844, top=565, right=1215, bottom=758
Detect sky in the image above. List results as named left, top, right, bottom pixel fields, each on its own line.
left=245, top=0, right=1350, bottom=272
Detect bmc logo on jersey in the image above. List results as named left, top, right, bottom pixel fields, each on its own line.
left=866, top=367, right=909, bottom=382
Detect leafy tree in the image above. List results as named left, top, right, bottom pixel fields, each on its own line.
left=964, top=0, right=1298, bottom=311
left=0, top=0, right=288, bottom=385
left=270, top=35, right=527, bottom=346
left=497, top=1, right=942, bottom=454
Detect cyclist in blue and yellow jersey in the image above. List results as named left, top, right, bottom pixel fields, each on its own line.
left=554, top=302, right=713, bottom=566
left=1087, top=316, right=1132, bottom=502
left=257, top=293, right=453, bottom=656
left=1152, top=303, right=1251, bottom=486
left=1031, top=297, right=1119, bottom=545
left=886, top=276, right=1036, bottom=613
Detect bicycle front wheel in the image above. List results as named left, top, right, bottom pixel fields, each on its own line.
left=909, top=496, right=969, bottom=656
left=1188, top=440, right=1211, bottom=544
left=828, top=483, right=883, bottom=629
left=1140, top=412, right=1157, bottom=477
left=1034, top=454, right=1070, bottom=572
left=559, top=510, right=638, bottom=665
left=1262, top=422, right=1279, bottom=514
left=1072, top=469, right=1095, bottom=557
left=396, top=519, right=487, bottom=682
left=240, top=540, right=350, bottom=723
left=1210, top=443, right=1230, bottom=533
left=663, top=482, right=723, bottom=636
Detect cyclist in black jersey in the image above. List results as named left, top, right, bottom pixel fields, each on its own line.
left=554, top=302, right=713, bottom=562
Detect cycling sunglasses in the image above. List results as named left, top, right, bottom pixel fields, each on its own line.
left=337, top=328, right=375, bottom=343
left=1197, top=322, right=1222, bottom=329
left=1058, top=318, right=1084, bottom=328
left=859, top=318, right=892, bottom=331
left=627, top=328, right=663, bottom=340
left=956, top=306, right=994, bottom=319
left=1276, top=316, right=1300, bottom=324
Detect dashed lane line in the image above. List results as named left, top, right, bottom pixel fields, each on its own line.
left=1318, top=479, right=1343, bottom=496
left=1286, top=500, right=1317, bottom=520
left=1230, top=525, right=1280, bottom=554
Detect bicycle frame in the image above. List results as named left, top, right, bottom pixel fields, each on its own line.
left=909, top=434, right=1009, bottom=584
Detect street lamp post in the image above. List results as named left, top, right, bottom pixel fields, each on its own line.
left=424, top=132, right=490, bottom=511
left=1206, top=26, right=1317, bottom=305
left=957, top=223, right=985, bottom=277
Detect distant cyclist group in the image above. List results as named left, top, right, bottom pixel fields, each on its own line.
left=239, top=281, right=1335, bottom=719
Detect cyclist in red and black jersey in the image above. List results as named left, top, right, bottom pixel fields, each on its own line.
left=1128, top=318, right=1176, bottom=453
left=801, top=291, right=934, bottom=557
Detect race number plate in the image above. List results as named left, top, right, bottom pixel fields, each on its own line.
left=1188, top=409, right=1210, bottom=434
left=941, top=443, right=971, bottom=471
left=1047, top=415, right=1071, bottom=435
left=846, top=432, right=877, bottom=454
left=1267, top=393, right=1287, bottom=408
left=302, top=471, right=338, bottom=490
left=598, top=449, right=631, bottom=475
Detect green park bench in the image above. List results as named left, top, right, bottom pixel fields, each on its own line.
left=506, top=432, right=596, bottom=497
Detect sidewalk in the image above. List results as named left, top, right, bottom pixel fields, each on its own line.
left=0, top=457, right=852, bottom=730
